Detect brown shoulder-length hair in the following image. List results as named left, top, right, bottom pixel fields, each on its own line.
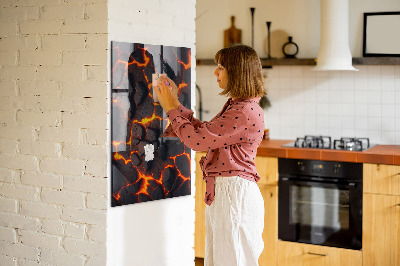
left=214, top=44, right=266, bottom=99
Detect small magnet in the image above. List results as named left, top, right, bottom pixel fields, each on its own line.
left=144, top=143, right=155, bottom=162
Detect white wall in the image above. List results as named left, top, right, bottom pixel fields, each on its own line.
left=196, top=0, right=400, bottom=58
left=0, top=0, right=108, bottom=265
left=196, top=0, right=400, bottom=145
left=196, top=0, right=319, bottom=59
left=107, top=1, right=196, bottom=266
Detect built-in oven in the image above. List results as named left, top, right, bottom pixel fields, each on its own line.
left=278, top=158, right=363, bottom=250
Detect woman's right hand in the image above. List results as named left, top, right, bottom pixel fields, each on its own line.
left=160, top=76, right=180, bottom=109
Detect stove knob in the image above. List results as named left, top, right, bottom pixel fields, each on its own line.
left=334, top=164, right=341, bottom=174
left=298, top=161, right=305, bottom=171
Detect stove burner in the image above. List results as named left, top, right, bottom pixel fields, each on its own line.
left=287, top=136, right=372, bottom=151
left=333, top=137, right=370, bottom=151
left=295, top=135, right=332, bottom=149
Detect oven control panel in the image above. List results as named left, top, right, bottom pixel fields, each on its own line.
left=280, top=158, right=362, bottom=180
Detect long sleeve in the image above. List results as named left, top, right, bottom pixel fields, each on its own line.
left=165, top=97, right=264, bottom=206
left=165, top=105, right=249, bottom=152
left=162, top=104, right=202, bottom=138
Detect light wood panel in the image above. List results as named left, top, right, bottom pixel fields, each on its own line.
left=364, top=164, right=400, bottom=196
left=255, top=156, right=278, bottom=186
left=363, top=193, right=400, bottom=266
left=194, top=152, right=206, bottom=258
left=259, top=185, right=278, bottom=266
left=276, top=241, right=362, bottom=266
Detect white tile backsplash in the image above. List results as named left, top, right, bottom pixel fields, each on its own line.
left=367, top=91, right=381, bottom=105
left=355, top=104, right=368, bottom=117
left=381, top=66, right=395, bottom=77
left=382, top=78, right=395, bottom=91
left=196, top=65, right=400, bottom=144
left=367, top=77, right=381, bottom=91
left=395, top=66, right=400, bottom=78
left=341, top=104, right=355, bottom=116
left=382, top=105, right=395, bottom=118
left=354, top=117, right=368, bottom=131
left=316, top=89, right=329, bottom=103
left=382, top=117, right=396, bottom=131
left=396, top=118, right=400, bottom=131
left=382, top=90, right=395, bottom=104
left=341, top=89, right=355, bottom=104
left=367, top=104, right=382, bottom=118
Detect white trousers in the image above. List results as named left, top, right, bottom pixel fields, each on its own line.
left=205, top=176, right=264, bottom=266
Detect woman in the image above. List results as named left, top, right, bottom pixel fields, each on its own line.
left=154, top=44, right=266, bottom=266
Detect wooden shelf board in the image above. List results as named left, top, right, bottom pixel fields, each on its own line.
left=196, top=57, right=400, bottom=67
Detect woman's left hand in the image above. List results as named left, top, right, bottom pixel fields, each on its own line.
left=153, top=76, right=175, bottom=113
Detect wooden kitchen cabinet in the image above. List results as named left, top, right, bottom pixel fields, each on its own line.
left=259, top=184, right=278, bottom=266
left=276, top=241, right=362, bottom=266
left=255, top=156, right=278, bottom=186
left=364, top=163, right=400, bottom=196
left=256, top=155, right=279, bottom=266
left=194, top=152, right=206, bottom=258
left=363, top=193, right=400, bottom=266
left=363, top=163, right=400, bottom=266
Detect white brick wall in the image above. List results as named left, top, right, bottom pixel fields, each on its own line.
left=2, top=0, right=197, bottom=264
left=0, top=0, right=108, bottom=265
left=40, top=249, right=85, bottom=266
left=64, top=222, right=85, bottom=239
left=0, top=227, right=17, bottom=243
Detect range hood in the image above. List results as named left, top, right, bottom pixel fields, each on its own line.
left=314, top=0, right=358, bottom=71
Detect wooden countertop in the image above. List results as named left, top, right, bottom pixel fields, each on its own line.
left=257, top=139, right=400, bottom=165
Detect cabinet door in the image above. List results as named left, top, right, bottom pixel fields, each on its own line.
left=364, top=164, right=400, bottom=196
left=363, top=193, right=400, bottom=266
left=277, top=241, right=362, bottom=266
left=195, top=152, right=206, bottom=258
left=255, top=156, right=278, bottom=186
left=259, top=185, right=278, bottom=266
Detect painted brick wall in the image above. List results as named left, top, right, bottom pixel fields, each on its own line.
left=0, top=0, right=108, bottom=265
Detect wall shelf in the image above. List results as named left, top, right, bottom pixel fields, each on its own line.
left=196, top=57, right=400, bottom=67
left=352, top=57, right=400, bottom=65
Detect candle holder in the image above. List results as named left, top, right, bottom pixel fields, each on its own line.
left=250, top=7, right=255, bottom=48
left=266, top=21, right=272, bottom=58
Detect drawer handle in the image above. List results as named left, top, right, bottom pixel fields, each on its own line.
left=307, top=252, right=328, bottom=256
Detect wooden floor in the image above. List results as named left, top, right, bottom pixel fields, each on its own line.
left=195, top=257, right=204, bottom=266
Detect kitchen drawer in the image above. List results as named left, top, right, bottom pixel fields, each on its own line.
left=276, top=241, right=362, bottom=266
left=364, top=164, right=400, bottom=196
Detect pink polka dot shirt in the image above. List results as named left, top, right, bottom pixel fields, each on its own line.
left=163, top=97, right=265, bottom=205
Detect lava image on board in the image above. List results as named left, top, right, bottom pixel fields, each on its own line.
left=110, top=41, right=191, bottom=207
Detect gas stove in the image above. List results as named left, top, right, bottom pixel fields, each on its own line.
left=283, top=135, right=373, bottom=151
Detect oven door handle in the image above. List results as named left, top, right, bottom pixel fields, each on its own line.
left=280, top=177, right=357, bottom=189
